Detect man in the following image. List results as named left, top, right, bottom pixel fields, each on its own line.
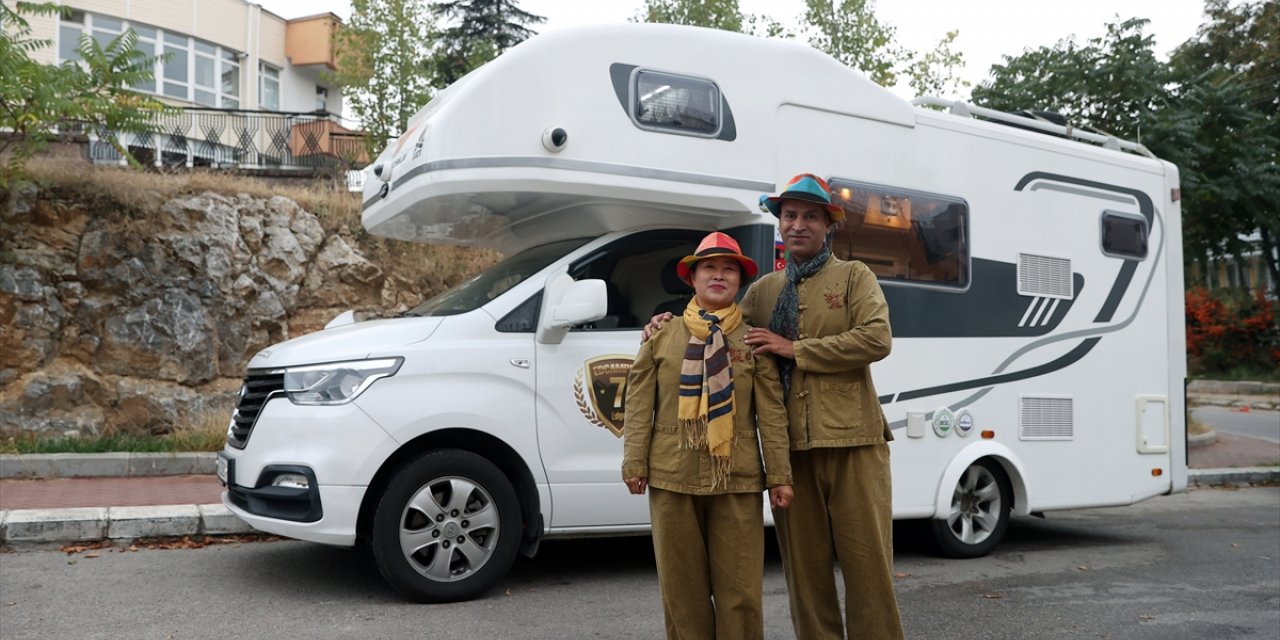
left=645, top=173, right=904, bottom=639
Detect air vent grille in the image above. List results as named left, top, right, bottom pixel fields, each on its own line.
left=1018, top=253, right=1073, bottom=299
left=1019, top=396, right=1073, bottom=440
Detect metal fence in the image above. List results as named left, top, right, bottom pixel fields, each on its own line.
left=87, top=108, right=370, bottom=172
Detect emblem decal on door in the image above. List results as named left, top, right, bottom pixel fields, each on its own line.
left=574, top=355, right=634, bottom=438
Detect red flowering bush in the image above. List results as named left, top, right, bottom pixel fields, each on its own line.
left=1186, top=287, right=1280, bottom=377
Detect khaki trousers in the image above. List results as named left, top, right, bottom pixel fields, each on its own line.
left=773, top=445, right=904, bottom=640
left=649, top=487, right=765, bottom=640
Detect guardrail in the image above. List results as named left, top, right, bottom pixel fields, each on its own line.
left=86, top=107, right=370, bottom=171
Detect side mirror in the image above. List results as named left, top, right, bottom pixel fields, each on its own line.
left=537, top=270, right=606, bottom=344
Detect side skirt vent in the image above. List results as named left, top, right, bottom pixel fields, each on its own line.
left=1017, top=253, right=1073, bottom=299
left=1019, top=396, right=1074, bottom=440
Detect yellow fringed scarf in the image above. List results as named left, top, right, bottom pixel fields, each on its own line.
left=679, top=300, right=742, bottom=488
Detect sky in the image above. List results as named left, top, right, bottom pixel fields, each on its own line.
left=257, top=0, right=1211, bottom=99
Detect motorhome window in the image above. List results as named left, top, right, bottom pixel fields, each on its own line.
left=569, top=230, right=705, bottom=330
left=633, top=71, right=720, bottom=136
left=1100, top=211, right=1149, bottom=259
left=403, top=238, right=590, bottom=317
left=827, top=179, right=969, bottom=288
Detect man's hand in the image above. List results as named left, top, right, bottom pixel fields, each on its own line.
left=624, top=476, right=648, bottom=495
left=769, top=485, right=794, bottom=509
left=744, top=327, right=795, bottom=359
left=640, top=312, right=674, bottom=343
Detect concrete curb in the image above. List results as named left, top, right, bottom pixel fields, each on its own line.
left=1187, top=430, right=1218, bottom=448
left=0, top=503, right=252, bottom=544
left=1188, top=467, right=1280, bottom=487
left=0, top=452, right=217, bottom=479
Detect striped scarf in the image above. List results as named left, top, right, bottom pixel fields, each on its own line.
left=679, top=300, right=742, bottom=488
left=769, top=245, right=831, bottom=395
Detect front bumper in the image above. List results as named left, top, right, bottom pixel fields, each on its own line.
left=219, top=395, right=400, bottom=547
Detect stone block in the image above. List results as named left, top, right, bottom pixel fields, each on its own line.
left=199, top=503, right=252, bottom=535
left=106, top=505, right=200, bottom=539
left=128, top=452, right=217, bottom=476
left=0, top=454, right=56, bottom=479
left=2, top=507, right=107, bottom=542
left=52, top=452, right=131, bottom=478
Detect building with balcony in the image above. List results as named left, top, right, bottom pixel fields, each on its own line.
left=22, top=0, right=365, bottom=171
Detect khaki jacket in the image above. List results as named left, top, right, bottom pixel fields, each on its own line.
left=622, top=319, right=793, bottom=494
left=741, top=257, right=894, bottom=450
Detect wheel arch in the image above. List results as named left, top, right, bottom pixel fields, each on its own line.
left=932, top=442, right=1030, bottom=518
left=356, top=428, right=544, bottom=553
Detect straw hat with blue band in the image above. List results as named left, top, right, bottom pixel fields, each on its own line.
left=759, top=173, right=845, bottom=222
left=676, top=232, right=759, bottom=285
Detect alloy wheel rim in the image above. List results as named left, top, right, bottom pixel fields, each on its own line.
left=398, top=475, right=501, bottom=582
left=945, top=465, right=1002, bottom=545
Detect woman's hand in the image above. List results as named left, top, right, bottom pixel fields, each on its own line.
left=625, top=476, right=649, bottom=495
left=769, top=485, right=794, bottom=509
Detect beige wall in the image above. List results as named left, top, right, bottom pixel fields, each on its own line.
left=259, top=13, right=287, bottom=68
left=194, top=0, right=250, bottom=52
left=23, top=10, right=60, bottom=65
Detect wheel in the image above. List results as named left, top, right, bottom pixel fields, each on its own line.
left=929, top=458, right=1012, bottom=558
left=371, top=449, right=521, bottom=602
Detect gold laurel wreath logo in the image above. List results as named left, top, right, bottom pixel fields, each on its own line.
left=574, top=368, right=610, bottom=432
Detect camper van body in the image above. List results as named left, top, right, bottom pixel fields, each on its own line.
left=220, top=24, right=1186, bottom=602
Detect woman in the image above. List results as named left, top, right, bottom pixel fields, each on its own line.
left=622, top=231, right=794, bottom=640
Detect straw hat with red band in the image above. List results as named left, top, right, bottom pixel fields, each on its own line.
left=759, top=173, right=845, bottom=222
left=676, top=232, right=759, bottom=285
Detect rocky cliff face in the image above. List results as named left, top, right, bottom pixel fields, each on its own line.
left=0, top=180, right=491, bottom=439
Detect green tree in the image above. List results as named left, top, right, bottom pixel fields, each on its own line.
left=1, top=1, right=164, bottom=185
left=635, top=0, right=745, bottom=32
left=1157, top=0, right=1279, bottom=297
left=802, top=0, right=902, bottom=86
left=331, top=0, right=437, bottom=157
left=906, top=30, right=969, bottom=100
left=432, top=0, right=545, bottom=87
left=972, top=17, right=1170, bottom=140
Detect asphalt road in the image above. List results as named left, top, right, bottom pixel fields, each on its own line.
left=1, top=486, right=1277, bottom=639
left=1193, top=406, right=1280, bottom=444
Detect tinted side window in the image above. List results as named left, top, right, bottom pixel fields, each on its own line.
left=1100, top=211, right=1149, bottom=259
left=827, top=179, right=970, bottom=288
left=633, top=70, right=720, bottom=136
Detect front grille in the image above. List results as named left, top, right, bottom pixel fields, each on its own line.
left=227, top=369, right=285, bottom=449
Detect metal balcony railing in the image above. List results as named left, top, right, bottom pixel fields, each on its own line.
left=87, top=107, right=370, bottom=171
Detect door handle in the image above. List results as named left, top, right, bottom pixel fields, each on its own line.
left=510, top=358, right=530, bottom=369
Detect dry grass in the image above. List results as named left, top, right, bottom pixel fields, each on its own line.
left=0, top=411, right=230, bottom=454
left=22, top=157, right=360, bottom=231
left=1188, top=418, right=1212, bottom=436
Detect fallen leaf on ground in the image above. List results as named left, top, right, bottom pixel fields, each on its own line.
left=981, top=593, right=1003, bottom=600
left=505, top=589, right=512, bottom=597
left=1231, top=543, right=1240, bottom=548
left=59, top=541, right=111, bottom=556
left=1138, top=614, right=1154, bottom=621
left=1077, top=565, right=1089, bottom=571
left=894, top=572, right=911, bottom=579
left=84, top=553, right=100, bottom=559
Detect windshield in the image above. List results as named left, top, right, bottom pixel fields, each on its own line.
left=404, top=237, right=592, bottom=317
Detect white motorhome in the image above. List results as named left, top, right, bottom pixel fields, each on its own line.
left=219, top=24, right=1187, bottom=602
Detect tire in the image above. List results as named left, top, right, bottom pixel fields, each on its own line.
left=928, top=458, right=1012, bottom=559
left=371, top=449, right=521, bottom=602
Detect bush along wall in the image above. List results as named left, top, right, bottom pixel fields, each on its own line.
left=1186, top=287, right=1280, bottom=381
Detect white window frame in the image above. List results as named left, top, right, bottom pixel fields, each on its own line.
left=259, top=63, right=281, bottom=111
left=55, top=10, right=244, bottom=109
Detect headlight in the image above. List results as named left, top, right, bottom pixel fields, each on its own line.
left=282, top=357, right=403, bottom=406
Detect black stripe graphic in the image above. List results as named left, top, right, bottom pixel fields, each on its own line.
left=894, top=337, right=1100, bottom=402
